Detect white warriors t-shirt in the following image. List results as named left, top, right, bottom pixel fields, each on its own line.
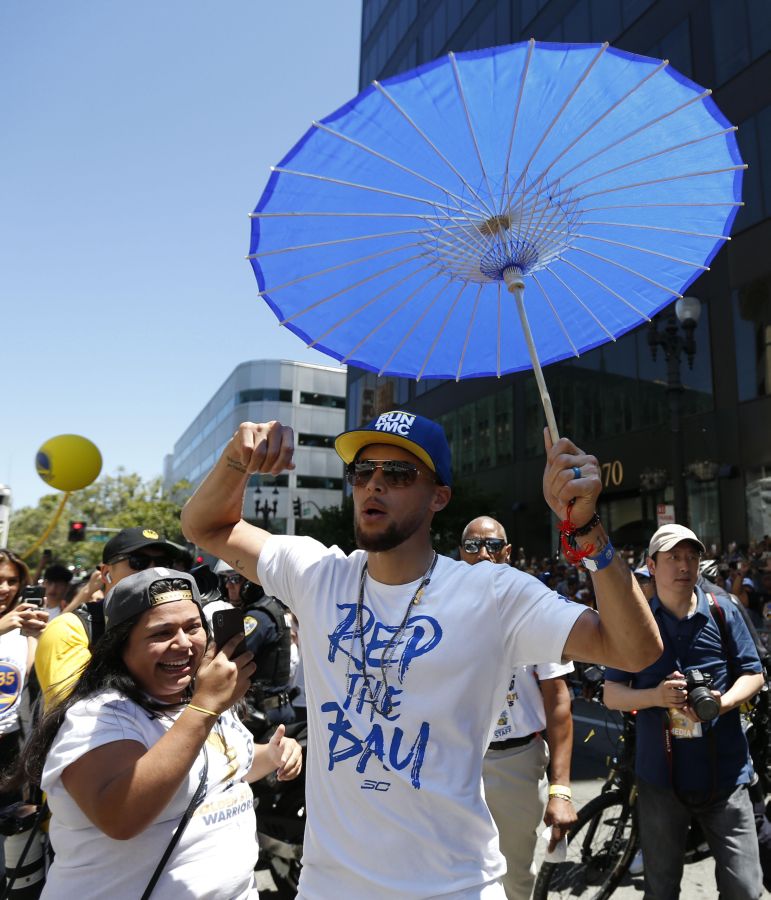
left=0, top=628, right=28, bottom=736
left=41, top=691, right=258, bottom=900
left=258, top=537, right=585, bottom=900
left=488, top=660, right=574, bottom=744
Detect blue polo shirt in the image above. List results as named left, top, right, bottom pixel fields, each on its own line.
left=604, top=588, right=762, bottom=791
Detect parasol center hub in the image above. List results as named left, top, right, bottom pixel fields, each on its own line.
left=503, top=267, right=525, bottom=292
left=478, top=214, right=512, bottom=237
left=424, top=171, right=582, bottom=284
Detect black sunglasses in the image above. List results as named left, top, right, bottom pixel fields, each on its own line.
left=114, top=552, right=176, bottom=571
left=462, top=538, right=506, bottom=555
left=346, top=460, right=432, bottom=488
left=225, top=574, right=245, bottom=585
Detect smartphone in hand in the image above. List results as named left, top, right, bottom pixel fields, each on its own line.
left=212, top=607, right=247, bottom=657
left=20, top=585, right=45, bottom=608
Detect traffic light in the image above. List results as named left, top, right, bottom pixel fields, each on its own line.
left=293, top=498, right=302, bottom=518
left=68, top=520, right=87, bottom=542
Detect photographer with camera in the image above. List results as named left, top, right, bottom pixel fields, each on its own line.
left=604, top=524, right=765, bottom=899
left=0, top=550, right=48, bottom=888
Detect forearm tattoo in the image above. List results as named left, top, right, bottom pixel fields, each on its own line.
left=226, top=456, right=247, bottom=474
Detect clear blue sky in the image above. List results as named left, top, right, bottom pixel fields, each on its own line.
left=1, top=1, right=362, bottom=511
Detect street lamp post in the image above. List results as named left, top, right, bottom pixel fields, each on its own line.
left=254, top=487, right=280, bottom=530
left=647, top=296, right=702, bottom=525
left=302, top=499, right=323, bottom=516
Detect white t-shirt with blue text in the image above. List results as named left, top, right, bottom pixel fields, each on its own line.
left=0, top=629, right=28, bottom=737
left=41, top=691, right=258, bottom=899
left=258, top=537, right=585, bottom=900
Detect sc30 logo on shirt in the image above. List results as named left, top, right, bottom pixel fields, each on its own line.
left=361, top=779, right=391, bottom=792
left=0, top=664, right=21, bottom=713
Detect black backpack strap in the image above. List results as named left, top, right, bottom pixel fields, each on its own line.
left=702, top=593, right=734, bottom=798
left=73, top=602, right=105, bottom=648
left=72, top=605, right=92, bottom=645
left=86, top=601, right=105, bottom=644
left=707, top=593, right=735, bottom=683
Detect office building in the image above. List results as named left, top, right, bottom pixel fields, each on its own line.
left=351, top=0, right=771, bottom=554
left=164, top=360, right=346, bottom=533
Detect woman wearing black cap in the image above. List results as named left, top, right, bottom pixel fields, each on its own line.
left=7, top=567, right=302, bottom=899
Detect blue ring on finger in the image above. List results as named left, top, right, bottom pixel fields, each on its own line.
left=572, top=466, right=581, bottom=480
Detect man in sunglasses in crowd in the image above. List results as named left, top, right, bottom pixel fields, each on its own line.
left=182, top=411, right=661, bottom=899
left=35, top=527, right=187, bottom=707
left=221, top=568, right=248, bottom=605
left=460, top=517, right=576, bottom=900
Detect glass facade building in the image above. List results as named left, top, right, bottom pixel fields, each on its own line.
left=351, top=0, right=771, bottom=554
left=164, top=360, right=346, bottom=534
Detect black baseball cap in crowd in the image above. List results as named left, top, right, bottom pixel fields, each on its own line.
left=43, top=564, right=74, bottom=584
left=102, top=527, right=182, bottom=565
left=103, top=567, right=203, bottom=631
left=335, top=410, right=453, bottom=486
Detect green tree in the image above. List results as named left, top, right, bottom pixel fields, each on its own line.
left=295, top=497, right=356, bottom=553
left=8, top=472, right=193, bottom=570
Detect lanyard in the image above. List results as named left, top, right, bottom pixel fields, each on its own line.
left=655, top=601, right=719, bottom=795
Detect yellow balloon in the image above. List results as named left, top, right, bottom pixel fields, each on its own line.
left=35, top=434, right=103, bottom=492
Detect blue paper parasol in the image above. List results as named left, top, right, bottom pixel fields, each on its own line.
left=249, top=41, right=744, bottom=439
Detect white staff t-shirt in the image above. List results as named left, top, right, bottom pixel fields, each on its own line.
left=41, top=691, right=258, bottom=899
left=488, top=661, right=574, bottom=744
left=258, top=536, right=585, bottom=899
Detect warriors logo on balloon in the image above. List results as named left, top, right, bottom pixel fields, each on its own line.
left=35, top=434, right=102, bottom=492
left=19, top=435, right=103, bottom=559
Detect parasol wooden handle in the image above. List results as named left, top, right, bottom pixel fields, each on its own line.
left=504, top=268, right=560, bottom=444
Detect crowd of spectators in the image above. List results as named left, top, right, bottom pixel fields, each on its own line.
left=509, top=535, right=771, bottom=639
left=2, top=524, right=769, bottom=896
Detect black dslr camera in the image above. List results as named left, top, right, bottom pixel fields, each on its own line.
left=685, top=669, right=720, bottom=721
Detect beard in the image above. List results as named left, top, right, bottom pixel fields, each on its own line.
left=354, top=508, right=425, bottom=552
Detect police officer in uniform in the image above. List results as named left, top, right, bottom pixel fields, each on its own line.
left=203, top=564, right=295, bottom=731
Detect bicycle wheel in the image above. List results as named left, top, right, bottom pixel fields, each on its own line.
left=532, top=790, right=637, bottom=900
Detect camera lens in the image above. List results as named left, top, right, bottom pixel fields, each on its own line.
left=690, top=689, right=720, bottom=721
left=686, top=670, right=720, bottom=721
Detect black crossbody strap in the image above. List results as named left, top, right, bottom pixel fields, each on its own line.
left=140, top=746, right=209, bottom=900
